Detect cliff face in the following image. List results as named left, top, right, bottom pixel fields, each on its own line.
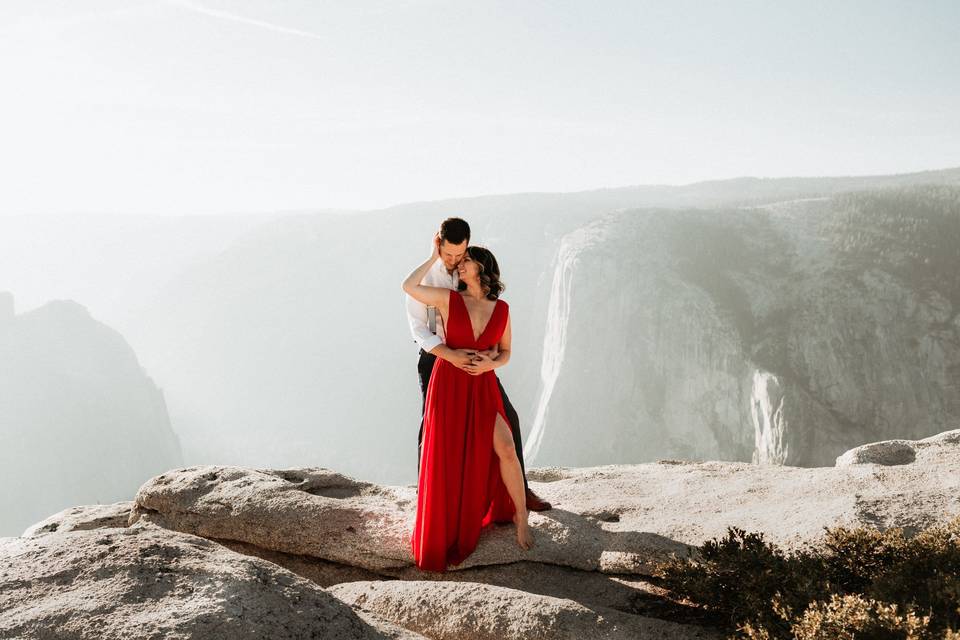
left=0, top=294, right=183, bottom=537
left=526, top=186, right=960, bottom=468
left=116, top=173, right=960, bottom=485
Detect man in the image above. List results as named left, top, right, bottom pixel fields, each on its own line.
left=405, top=217, right=551, bottom=512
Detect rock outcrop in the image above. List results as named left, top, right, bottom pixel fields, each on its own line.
left=0, top=520, right=425, bottom=639
left=9, top=429, right=960, bottom=638
left=834, top=428, right=960, bottom=467
left=112, top=429, right=960, bottom=583
left=329, top=580, right=720, bottom=640
left=22, top=501, right=134, bottom=537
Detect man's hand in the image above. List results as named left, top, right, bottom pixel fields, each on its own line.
left=463, top=352, right=496, bottom=376
left=441, top=347, right=477, bottom=371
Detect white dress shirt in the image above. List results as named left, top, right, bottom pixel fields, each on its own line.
left=406, top=258, right=459, bottom=353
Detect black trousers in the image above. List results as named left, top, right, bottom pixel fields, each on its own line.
left=417, top=349, right=528, bottom=491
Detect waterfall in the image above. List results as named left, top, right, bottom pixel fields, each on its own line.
left=751, top=369, right=789, bottom=464
left=524, top=230, right=584, bottom=463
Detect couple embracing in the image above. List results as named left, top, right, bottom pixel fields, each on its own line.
left=402, top=217, right=552, bottom=572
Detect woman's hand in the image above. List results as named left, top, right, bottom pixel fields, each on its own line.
left=463, top=352, right=496, bottom=376
left=401, top=233, right=450, bottom=307
left=447, top=348, right=478, bottom=371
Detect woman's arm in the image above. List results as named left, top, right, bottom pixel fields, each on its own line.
left=401, top=234, right=451, bottom=310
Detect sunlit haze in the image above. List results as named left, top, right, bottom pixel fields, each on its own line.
left=1, top=0, right=958, bottom=215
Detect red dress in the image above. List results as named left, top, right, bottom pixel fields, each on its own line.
left=412, top=289, right=516, bottom=572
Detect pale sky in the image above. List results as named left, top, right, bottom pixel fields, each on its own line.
left=1, top=0, right=958, bottom=215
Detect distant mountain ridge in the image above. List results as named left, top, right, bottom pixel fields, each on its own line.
left=369, top=166, right=960, bottom=213
left=0, top=293, right=183, bottom=537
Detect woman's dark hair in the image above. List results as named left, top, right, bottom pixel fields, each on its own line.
left=457, top=245, right=505, bottom=301
left=439, top=217, right=470, bottom=246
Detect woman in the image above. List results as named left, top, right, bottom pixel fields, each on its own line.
left=402, top=235, right=534, bottom=572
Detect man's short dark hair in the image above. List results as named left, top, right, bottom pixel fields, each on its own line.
left=439, top=217, right=470, bottom=246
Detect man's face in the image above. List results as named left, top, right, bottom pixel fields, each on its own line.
left=439, top=239, right=468, bottom=273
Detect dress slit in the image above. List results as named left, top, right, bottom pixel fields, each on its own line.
left=412, top=290, right=515, bottom=571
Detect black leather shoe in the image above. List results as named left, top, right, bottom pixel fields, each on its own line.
left=525, top=488, right=552, bottom=511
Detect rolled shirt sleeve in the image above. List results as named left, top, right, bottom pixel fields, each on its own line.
left=406, top=292, right=444, bottom=353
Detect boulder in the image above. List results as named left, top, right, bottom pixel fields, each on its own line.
left=22, top=501, right=134, bottom=536
left=0, top=520, right=425, bottom=639
left=15, top=429, right=960, bottom=639
left=128, top=429, right=960, bottom=581
left=835, top=429, right=960, bottom=466
left=330, top=580, right=721, bottom=640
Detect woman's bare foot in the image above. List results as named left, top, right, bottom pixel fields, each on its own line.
left=513, top=511, right=534, bottom=550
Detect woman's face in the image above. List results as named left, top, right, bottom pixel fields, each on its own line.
left=458, top=253, right=480, bottom=281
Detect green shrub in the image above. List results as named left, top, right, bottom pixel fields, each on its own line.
left=655, top=515, right=960, bottom=639
left=819, top=526, right=912, bottom=593
left=818, top=518, right=960, bottom=634
left=751, top=593, right=932, bottom=640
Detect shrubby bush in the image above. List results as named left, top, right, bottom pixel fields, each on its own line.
left=655, top=515, right=960, bottom=639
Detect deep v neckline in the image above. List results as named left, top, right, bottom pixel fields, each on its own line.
left=454, top=291, right=497, bottom=344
